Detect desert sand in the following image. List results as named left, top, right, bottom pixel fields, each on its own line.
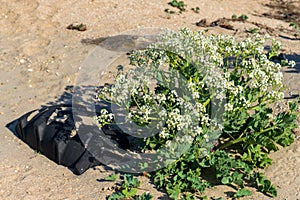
left=0, top=0, right=300, bottom=199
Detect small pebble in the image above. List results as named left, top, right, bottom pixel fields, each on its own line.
left=20, top=59, right=26, bottom=64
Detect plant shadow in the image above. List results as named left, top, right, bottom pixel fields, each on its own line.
left=81, top=33, right=157, bottom=52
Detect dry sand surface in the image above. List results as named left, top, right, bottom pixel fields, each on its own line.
left=0, top=0, right=300, bottom=199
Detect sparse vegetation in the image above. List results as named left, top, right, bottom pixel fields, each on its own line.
left=107, top=174, right=153, bottom=200
left=168, top=0, right=186, bottom=13
left=191, top=6, right=200, bottom=14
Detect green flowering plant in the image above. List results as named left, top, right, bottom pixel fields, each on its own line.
left=97, top=28, right=299, bottom=199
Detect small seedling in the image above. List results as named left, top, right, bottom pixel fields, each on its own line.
left=231, top=14, right=248, bottom=22
left=168, top=0, right=186, bottom=13
left=191, top=6, right=200, bottom=13
left=66, top=23, right=87, bottom=31
left=232, top=14, right=238, bottom=19
left=246, top=28, right=259, bottom=34
left=107, top=174, right=153, bottom=200
left=164, top=8, right=176, bottom=19
left=164, top=8, right=175, bottom=14
left=289, top=22, right=299, bottom=30
left=238, top=14, right=248, bottom=21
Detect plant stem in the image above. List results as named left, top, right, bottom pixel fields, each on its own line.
left=219, top=137, right=245, bottom=150
left=133, top=95, right=142, bottom=110
left=259, top=126, right=275, bottom=134
left=203, top=97, right=211, bottom=107
left=219, top=126, right=276, bottom=149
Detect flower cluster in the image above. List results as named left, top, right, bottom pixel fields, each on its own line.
left=95, top=29, right=300, bottom=199
left=97, top=28, right=294, bottom=163
left=95, top=109, right=114, bottom=126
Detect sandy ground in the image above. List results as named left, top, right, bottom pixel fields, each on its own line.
left=0, top=0, right=300, bottom=199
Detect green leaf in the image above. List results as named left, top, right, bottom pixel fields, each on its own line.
left=136, top=192, right=153, bottom=200
left=168, top=184, right=182, bottom=199
left=108, top=192, right=125, bottom=200
left=212, top=197, right=223, bottom=200
left=253, top=172, right=277, bottom=197
left=238, top=14, right=248, bottom=21
left=104, top=174, right=118, bottom=181
left=289, top=101, right=298, bottom=111
left=233, top=188, right=252, bottom=198
left=232, top=172, right=244, bottom=187
left=221, top=176, right=232, bottom=185
left=247, top=28, right=259, bottom=34
left=122, top=188, right=138, bottom=198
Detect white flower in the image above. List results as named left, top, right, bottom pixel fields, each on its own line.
left=192, top=91, right=199, bottom=99
left=159, top=128, right=169, bottom=139
left=224, top=103, right=233, bottom=111
left=195, top=126, right=203, bottom=135
left=277, top=92, right=284, bottom=99
left=267, top=113, right=274, bottom=120
left=288, top=60, right=296, bottom=68
left=96, top=28, right=291, bottom=156
left=96, top=109, right=114, bottom=127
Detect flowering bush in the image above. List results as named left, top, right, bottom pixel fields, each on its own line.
left=97, top=28, right=299, bottom=199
